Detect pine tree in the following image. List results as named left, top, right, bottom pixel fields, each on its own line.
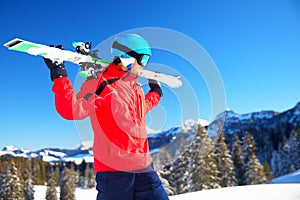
left=54, top=165, right=60, bottom=186
left=59, top=166, right=76, bottom=200
left=78, top=159, right=86, bottom=187
left=83, top=164, right=95, bottom=188
left=215, top=133, right=237, bottom=187
left=32, top=158, right=41, bottom=185
left=231, top=133, right=245, bottom=185
left=168, top=147, right=191, bottom=194
left=0, top=158, right=25, bottom=200
left=262, top=161, right=273, bottom=182
left=83, top=164, right=90, bottom=188
left=46, top=167, right=58, bottom=200
left=22, top=158, right=35, bottom=200
left=242, top=131, right=267, bottom=185
left=0, top=158, right=2, bottom=172
left=40, top=160, right=47, bottom=185
left=0, top=159, right=8, bottom=200
left=157, top=167, right=176, bottom=196
left=242, top=131, right=257, bottom=165
left=189, top=125, right=220, bottom=191
left=244, top=153, right=267, bottom=184
left=78, top=172, right=84, bottom=188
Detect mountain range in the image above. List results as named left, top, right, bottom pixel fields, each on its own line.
left=1, top=102, right=299, bottom=164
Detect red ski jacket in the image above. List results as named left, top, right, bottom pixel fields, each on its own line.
left=52, top=62, right=161, bottom=172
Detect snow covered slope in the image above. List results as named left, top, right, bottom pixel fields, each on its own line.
left=34, top=184, right=300, bottom=200
left=271, top=169, right=300, bottom=184
left=0, top=143, right=93, bottom=164
left=170, top=184, right=300, bottom=200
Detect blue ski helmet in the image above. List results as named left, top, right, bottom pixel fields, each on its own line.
left=111, top=34, right=152, bottom=67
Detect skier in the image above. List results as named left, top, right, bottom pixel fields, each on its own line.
left=43, top=34, right=169, bottom=200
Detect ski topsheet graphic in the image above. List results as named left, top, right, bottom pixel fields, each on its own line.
left=4, top=38, right=182, bottom=88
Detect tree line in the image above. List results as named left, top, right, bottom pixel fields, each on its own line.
left=155, top=123, right=300, bottom=196
left=1, top=123, right=299, bottom=198
left=0, top=156, right=95, bottom=200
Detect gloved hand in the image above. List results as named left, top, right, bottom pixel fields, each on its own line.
left=43, top=45, right=67, bottom=81
left=148, top=79, right=163, bottom=97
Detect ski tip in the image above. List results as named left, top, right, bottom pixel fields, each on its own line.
left=4, top=38, right=24, bottom=49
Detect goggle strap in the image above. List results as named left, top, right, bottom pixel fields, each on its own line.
left=112, top=41, right=150, bottom=65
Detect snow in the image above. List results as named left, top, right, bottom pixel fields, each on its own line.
left=34, top=185, right=97, bottom=200
left=81, top=141, right=93, bottom=150
left=40, top=150, right=66, bottom=157
left=181, top=119, right=198, bottom=133
left=33, top=184, right=300, bottom=200
left=198, top=119, right=209, bottom=127
left=238, top=111, right=276, bottom=121
left=272, top=169, right=300, bottom=184
left=0, top=146, right=31, bottom=158
left=41, top=155, right=60, bottom=162
left=170, top=184, right=300, bottom=200
left=61, top=154, right=94, bottom=165
left=146, top=126, right=160, bottom=134
left=2, top=146, right=20, bottom=151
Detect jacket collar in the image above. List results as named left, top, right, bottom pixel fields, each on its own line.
left=104, top=62, right=137, bottom=81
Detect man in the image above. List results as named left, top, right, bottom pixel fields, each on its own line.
left=44, top=34, right=169, bottom=200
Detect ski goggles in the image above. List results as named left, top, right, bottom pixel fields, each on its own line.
left=112, top=41, right=151, bottom=67
left=119, top=55, right=136, bottom=69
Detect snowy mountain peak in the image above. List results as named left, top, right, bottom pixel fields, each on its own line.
left=80, top=141, right=93, bottom=151
left=1, top=146, right=30, bottom=157
left=215, top=109, right=277, bottom=122
left=0, top=145, right=94, bottom=165
left=2, top=145, right=20, bottom=152
left=215, top=109, right=238, bottom=120
left=181, top=119, right=208, bottom=133
left=238, top=110, right=278, bottom=121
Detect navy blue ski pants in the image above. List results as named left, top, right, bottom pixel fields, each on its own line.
left=96, top=171, right=169, bottom=200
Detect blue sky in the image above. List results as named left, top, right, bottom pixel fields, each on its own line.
left=1, top=0, right=300, bottom=150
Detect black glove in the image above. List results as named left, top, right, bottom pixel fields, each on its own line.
left=43, top=45, right=67, bottom=81
left=149, top=79, right=163, bottom=97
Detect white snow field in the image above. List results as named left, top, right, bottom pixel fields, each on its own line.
left=34, top=185, right=98, bottom=200
left=170, top=184, right=300, bottom=200
left=34, top=169, right=300, bottom=199
left=34, top=184, right=300, bottom=200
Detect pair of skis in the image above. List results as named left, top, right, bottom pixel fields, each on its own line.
left=4, top=38, right=182, bottom=88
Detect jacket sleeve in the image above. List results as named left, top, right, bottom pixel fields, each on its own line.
left=52, top=77, right=96, bottom=120
left=145, top=91, right=161, bottom=113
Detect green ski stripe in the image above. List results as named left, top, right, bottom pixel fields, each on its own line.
left=11, top=43, right=40, bottom=52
